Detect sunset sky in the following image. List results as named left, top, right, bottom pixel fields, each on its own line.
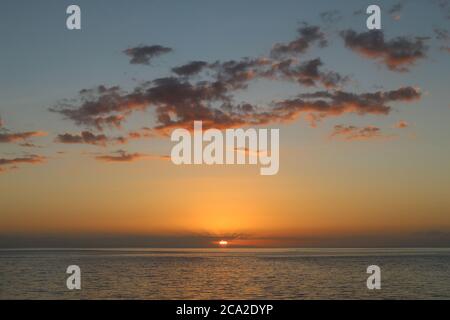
left=1, top=0, right=450, bottom=247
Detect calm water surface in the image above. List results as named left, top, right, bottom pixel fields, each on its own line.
left=1, top=248, right=449, bottom=299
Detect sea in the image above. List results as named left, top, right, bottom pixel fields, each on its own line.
left=1, top=248, right=449, bottom=299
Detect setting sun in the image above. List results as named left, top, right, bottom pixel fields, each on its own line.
left=219, top=240, right=228, bottom=246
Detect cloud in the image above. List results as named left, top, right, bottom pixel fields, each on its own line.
left=0, top=155, right=46, bottom=173
left=268, top=58, right=349, bottom=88
left=51, top=23, right=423, bottom=137
left=0, top=131, right=47, bottom=143
left=95, top=150, right=169, bottom=163
left=124, top=45, right=172, bottom=65
left=341, top=30, right=428, bottom=71
left=394, top=120, right=409, bottom=128
left=172, top=61, right=208, bottom=76
left=274, top=87, right=421, bottom=126
left=50, top=76, right=249, bottom=133
left=51, top=80, right=420, bottom=134
left=49, top=85, right=141, bottom=130
left=0, top=116, right=47, bottom=150
left=210, top=57, right=272, bottom=90
left=55, top=131, right=108, bottom=146
left=50, top=54, right=353, bottom=133
left=0, top=155, right=46, bottom=165
left=270, top=23, right=327, bottom=58
left=330, top=125, right=389, bottom=141
left=56, top=128, right=156, bottom=146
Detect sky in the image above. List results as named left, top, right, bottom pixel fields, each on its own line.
left=1, top=0, right=450, bottom=248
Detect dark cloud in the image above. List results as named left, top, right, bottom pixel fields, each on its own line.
left=55, top=131, right=108, bottom=146
left=271, top=24, right=327, bottom=58
left=274, top=87, right=421, bottom=126
left=56, top=128, right=155, bottom=146
left=95, top=150, right=144, bottom=162
left=341, top=30, right=428, bottom=71
left=269, top=58, right=349, bottom=88
left=210, top=57, right=272, bottom=90
left=51, top=24, right=422, bottom=137
left=51, top=75, right=251, bottom=133
left=172, top=61, right=208, bottom=76
left=49, top=85, right=141, bottom=130
left=124, top=45, right=172, bottom=65
left=52, top=79, right=420, bottom=133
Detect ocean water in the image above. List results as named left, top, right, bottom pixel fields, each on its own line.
left=1, top=248, right=450, bottom=299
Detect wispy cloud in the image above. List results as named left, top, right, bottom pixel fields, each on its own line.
left=95, top=150, right=169, bottom=163
left=0, top=116, right=47, bottom=144
left=0, top=155, right=47, bottom=173
left=330, top=125, right=392, bottom=141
